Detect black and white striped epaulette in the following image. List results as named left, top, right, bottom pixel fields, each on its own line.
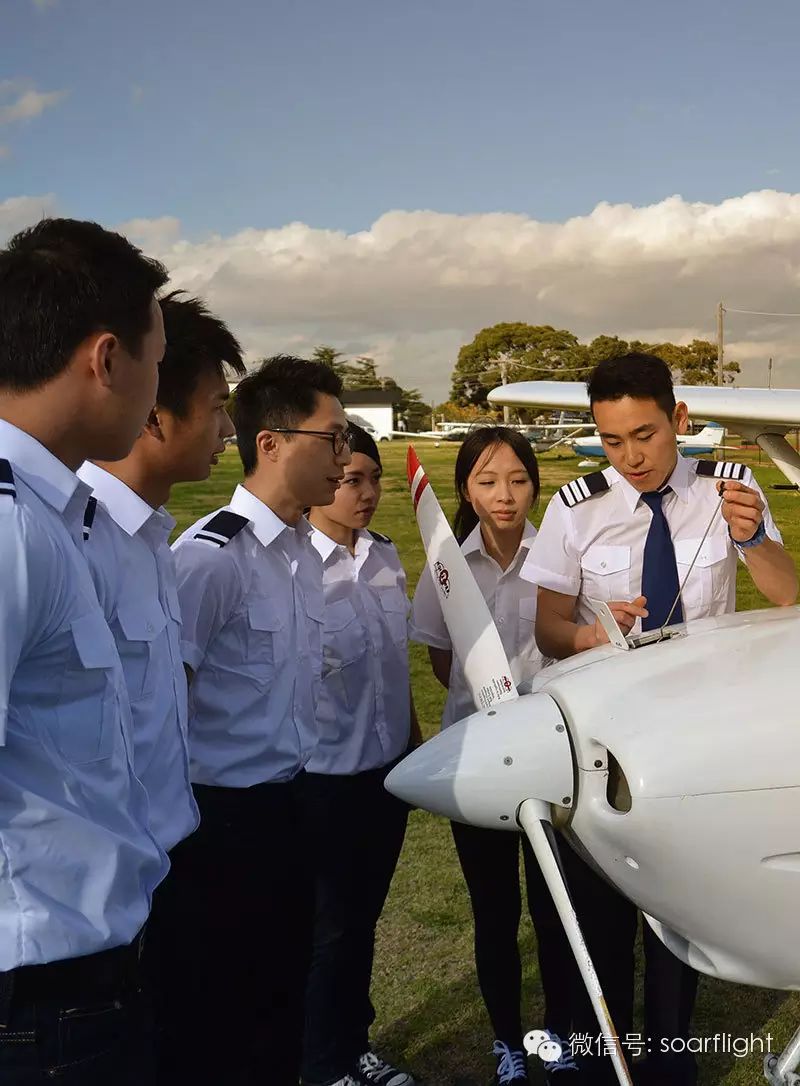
left=368, top=530, right=393, bottom=544
left=695, top=459, right=747, bottom=482
left=82, top=496, right=97, bottom=540
left=558, top=471, right=610, bottom=509
left=0, top=459, right=16, bottom=503
left=193, top=510, right=249, bottom=548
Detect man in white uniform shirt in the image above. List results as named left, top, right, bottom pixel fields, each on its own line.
left=528, top=353, right=797, bottom=1085
left=170, top=357, right=351, bottom=1086
left=0, top=218, right=169, bottom=1083
left=77, top=293, right=246, bottom=1076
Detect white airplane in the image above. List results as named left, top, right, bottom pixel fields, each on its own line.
left=389, top=393, right=800, bottom=1086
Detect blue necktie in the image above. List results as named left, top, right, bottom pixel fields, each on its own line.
left=640, top=488, right=683, bottom=631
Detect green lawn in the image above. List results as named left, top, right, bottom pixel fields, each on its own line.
left=168, top=441, right=800, bottom=1086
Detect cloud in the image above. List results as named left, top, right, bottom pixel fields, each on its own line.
left=130, top=85, right=145, bottom=105
left=8, top=189, right=800, bottom=399
left=0, top=194, right=59, bottom=242
left=31, top=0, right=59, bottom=8
left=0, top=80, right=67, bottom=125
left=0, top=146, right=10, bottom=161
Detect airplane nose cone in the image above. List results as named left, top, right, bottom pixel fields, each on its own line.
left=385, top=693, right=575, bottom=829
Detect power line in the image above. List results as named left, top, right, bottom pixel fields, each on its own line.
left=724, top=307, right=800, bottom=318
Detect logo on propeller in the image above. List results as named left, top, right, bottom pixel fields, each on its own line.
left=433, top=561, right=451, bottom=598
left=502, top=675, right=512, bottom=692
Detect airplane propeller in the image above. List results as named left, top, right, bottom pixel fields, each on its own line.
left=388, top=446, right=633, bottom=1085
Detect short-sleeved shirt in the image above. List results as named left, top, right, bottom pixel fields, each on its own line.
left=172, top=484, right=324, bottom=788
left=78, top=462, right=199, bottom=853
left=411, top=520, right=544, bottom=729
left=0, top=421, right=168, bottom=969
left=305, top=527, right=410, bottom=775
left=526, top=456, right=782, bottom=631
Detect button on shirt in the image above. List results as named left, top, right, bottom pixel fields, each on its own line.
left=0, top=421, right=167, bottom=969
left=411, top=520, right=544, bottom=730
left=78, top=462, right=199, bottom=853
left=526, top=456, right=782, bottom=631
left=306, top=528, right=411, bottom=775
left=172, top=485, right=324, bottom=788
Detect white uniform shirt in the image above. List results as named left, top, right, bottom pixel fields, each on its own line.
left=411, top=520, right=544, bottom=729
left=526, top=456, right=782, bottom=631
left=172, top=484, right=324, bottom=787
left=0, top=421, right=168, bottom=969
left=306, top=528, right=410, bottom=775
left=78, top=462, right=199, bottom=853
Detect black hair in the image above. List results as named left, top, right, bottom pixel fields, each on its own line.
left=231, top=355, right=344, bottom=476
left=453, top=426, right=540, bottom=542
left=157, top=291, right=246, bottom=418
left=0, top=217, right=168, bottom=391
left=346, top=422, right=381, bottom=470
left=587, top=352, right=676, bottom=420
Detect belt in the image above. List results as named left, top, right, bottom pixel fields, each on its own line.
left=0, top=930, right=146, bottom=1026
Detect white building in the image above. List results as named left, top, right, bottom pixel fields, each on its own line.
left=341, top=389, right=396, bottom=442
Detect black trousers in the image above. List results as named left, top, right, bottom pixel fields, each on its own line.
left=301, top=762, right=409, bottom=1085
left=561, top=843, right=698, bottom=1085
left=142, top=774, right=314, bottom=1086
left=450, top=820, right=578, bottom=1051
left=0, top=936, right=154, bottom=1084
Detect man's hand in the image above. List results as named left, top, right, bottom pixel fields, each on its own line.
left=589, top=596, right=648, bottom=646
left=718, top=480, right=765, bottom=543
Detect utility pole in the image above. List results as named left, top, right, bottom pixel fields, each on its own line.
left=768, top=356, right=773, bottom=389
left=716, top=302, right=725, bottom=386
left=498, top=357, right=511, bottom=424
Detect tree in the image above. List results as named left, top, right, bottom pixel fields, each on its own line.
left=312, top=345, right=349, bottom=379
left=343, top=356, right=380, bottom=389
left=644, top=339, right=740, bottom=386
left=451, top=323, right=589, bottom=407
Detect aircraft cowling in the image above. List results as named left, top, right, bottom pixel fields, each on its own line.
left=538, top=605, right=800, bottom=990
left=385, top=693, right=574, bottom=829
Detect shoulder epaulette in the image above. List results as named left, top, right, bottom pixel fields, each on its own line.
left=0, top=459, right=16, bottom=502
left=695, top=459, right=747, bottom=481
left=368, top=529, right=392, bottom=544
left=82, top=496, right=97, bottom=540
left=558, top=471, right=610, bottom=508
left=193, top=510, right=249, bottom=548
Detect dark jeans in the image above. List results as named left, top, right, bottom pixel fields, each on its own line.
left=450, top=819, right=578, bottom=1050
left=142, top=773, right=314, bottom=1086
left=301, top=762, right=409, bottom=1085
left=561, top=842, right=698, bottom=1085
left=0, top=937, right=154, bottom=1084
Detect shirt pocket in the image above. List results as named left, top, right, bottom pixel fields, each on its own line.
left=674, top=535, right=729, bottom=613
left=580, top=544, right=631, bottom=602
left=116, top=599, right=168, bottom=702
left=323, top=599, right=367, bottom=671
left=245, top=597, right=285, bottom=680
left=377, top=587, right=409, bottom=648
left=56, top=612, right=118, bottom=763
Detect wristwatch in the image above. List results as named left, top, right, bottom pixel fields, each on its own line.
left=731, top=520, right=767, bottom=549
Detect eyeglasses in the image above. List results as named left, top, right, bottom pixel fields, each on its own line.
left=270, top=427, right=353, bottom=456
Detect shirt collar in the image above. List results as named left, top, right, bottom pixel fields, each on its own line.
left=461, top=519, right=537, bottom=560
left=0, top=419, right=86, bottom=515
left=609, top=454, right=690, bottom=514
left=229, top=484, right=310, bottom=549
left=311, top=526, right=373, bottom=563
left=77, top=461, right=168, bottom=537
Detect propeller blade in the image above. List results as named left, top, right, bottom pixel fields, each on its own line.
left=517, top=801, right=633, bottom=1086
left=407, top=445, right=518, bottom=711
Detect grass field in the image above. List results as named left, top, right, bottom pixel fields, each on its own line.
left=168, top=440, right=800, bottom=1086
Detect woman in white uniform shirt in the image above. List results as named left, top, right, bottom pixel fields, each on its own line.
left=302, top=425, right=420, bottom=1086
left=411, top=428, right=577, bottom=1086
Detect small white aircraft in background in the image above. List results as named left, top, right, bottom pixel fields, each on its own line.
left=388, top=383, right=800, bottom=1086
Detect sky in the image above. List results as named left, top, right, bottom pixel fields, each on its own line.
left=4, top=0, right=800, bottom=400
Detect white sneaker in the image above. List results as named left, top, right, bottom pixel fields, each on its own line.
left=357, top=1050, right=416, bottom=1086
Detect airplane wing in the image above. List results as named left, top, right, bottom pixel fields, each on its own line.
left=488, top=382, right=800, bottom=486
